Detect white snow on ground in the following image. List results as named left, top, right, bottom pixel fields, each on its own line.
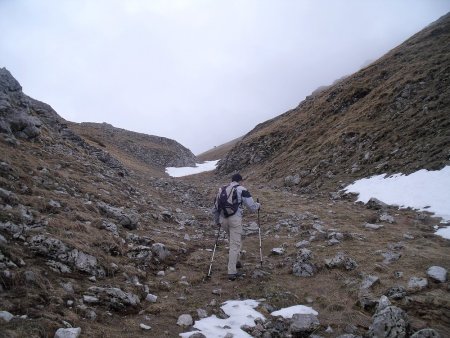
left=180, top=299, right=264, bottom=338
left=180, top=300, right=318, bottom=338
left=271, top=305, right=318, bottom=318
left=344, top=165, right=450, bottom=239
left=166, top=160, right=219, bottom=177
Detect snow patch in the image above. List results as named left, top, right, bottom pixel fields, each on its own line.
left=166, top=160, right=219, bottom=177
left=344, top=166, right=450, bottom=239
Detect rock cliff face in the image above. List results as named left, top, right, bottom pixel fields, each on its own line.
left=217, top=13, right=450, bottom=192
left=69, top=122, right=197, bottom=170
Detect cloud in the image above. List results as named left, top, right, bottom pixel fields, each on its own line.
left=1, top=0, right=449, bottom=154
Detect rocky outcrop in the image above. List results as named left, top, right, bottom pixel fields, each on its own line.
left=70, top=122, right=197, bottom=169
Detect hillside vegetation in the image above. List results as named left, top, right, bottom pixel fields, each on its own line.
left=217, top=13, right=450, bottom=194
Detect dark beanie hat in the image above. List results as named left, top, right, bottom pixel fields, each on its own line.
left=231, top=173, right=243, bottom=182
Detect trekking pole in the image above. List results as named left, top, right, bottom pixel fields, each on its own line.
left=207, top=223, right=222, bottom=278
left=257, top=198, right=263, bottom=268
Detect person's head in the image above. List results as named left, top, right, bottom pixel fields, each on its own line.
left=231, top=173, right=243, bottom=183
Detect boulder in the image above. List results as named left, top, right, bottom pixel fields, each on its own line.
left=407, top=277, right=428, bottom=292
left=368, top=305, right=409, bottom=338
left=289, top=313, right=320, bottom=335
left=0, top=310, right=14, bottom=322
left=88, top=286, right=140, bottom=310
left=381, top=251, right=401, bottom=264
left=325, top=252, right=358, bottom=271
left=151, top=243, right=170, bottom=261
left=426, top=266, right=447, bottom=283
left=366, top=198, right=388, bottom=210
left=361, top=275, right=380, bottom=290
left=177, top=314, right=193, bottom=327
left=293, top=262, right=315, bottom=277
left=54, top=328, right=81, bottom=338
left=385, top=286, right=407, bottom=300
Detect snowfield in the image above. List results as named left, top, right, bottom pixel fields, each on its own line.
left=344, top=166, right=450, bottom=239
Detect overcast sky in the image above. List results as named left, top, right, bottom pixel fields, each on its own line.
left=1, top=1, right=449, bottom=155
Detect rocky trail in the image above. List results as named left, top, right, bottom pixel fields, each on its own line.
left=1, top=132, right=449, bottom=337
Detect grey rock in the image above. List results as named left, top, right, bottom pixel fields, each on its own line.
left=0, top=187, right=18, bottom=205
left=376, top=295, right=392, bottom=312
left=127, top=245, right=153, bottom=261
left=30, top=235, right=69, bottom=256
left=367, top=198, right=388, bottom=210
left=325, top=252, right=358, bottom=270
left=368, top=306, right=409, bottom=338
left=426, top=266, right=447, bottom=283
left=328, top=238, right=340, bottom=246
left=83, top=295, right=99, bottom=304
left=101, top=221, right=118, bottom=235
left=97, top=201, right=139, bottom=230
left=151, top=243, right=170, bottom=261
left=297, top=248, right=312, bottom=262
left=68, top=249, right=105, bottom=277
left=46, top=260, right=72, bottom=274
left=243, top=222, right=259, bottom=235
left=271, top=247, right=285, bottom=255
left=284, top=174, right=300, bottom=187
left=60, top=282, right=74, bottom=294
left=252, top=269, right=270, bottom=279
left=295, top=240, right=310, bottom=248
left=293, top=262, right=315, bottom=277
left=197, top=308, right=208, bottom=319
left=54, top=327, right=81, bottom=338
left=382, top=251, right=401, bottom=264
left=88, top=286, right=140, bottom=310
left=410, top=328, right=441, bottom=338
left=358, top=290, right=378, bottom=311
left=364, top=223, right=384, bottom=230
left=385, top=286, right=407, bottom=300
left=407, top=277, right=428, bottom=292
left=290, top=313, right=320, bottom=334
left=139, top=323, right=151, bottom=330
left=0, top=221, right=23, bottom=235
left=361, top=275, right=380, bottom=289
left=0, top=234, right=7, bottom=245
left=177, top=314, right=193, bottom=327
left=403, top=233, right=415, bottom=240
left=146, top=293, right=158, bottom=303
left=0, top=310, right=14, bottom=322
left=188, top=333, right=207, bottom=338
left=379, top=213, right=395, bottom=223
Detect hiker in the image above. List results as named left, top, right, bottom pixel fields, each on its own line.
left=213, top=173, right=260, bottom=281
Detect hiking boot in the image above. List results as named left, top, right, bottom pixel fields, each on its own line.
left=228, top=272, right=244, bottom=281
left=236, top=261, right=242, bottom=269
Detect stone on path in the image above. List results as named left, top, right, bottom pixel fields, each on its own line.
left=54, top=328, right=81, bottom=338
left=426, top=266, right=447, bottom=283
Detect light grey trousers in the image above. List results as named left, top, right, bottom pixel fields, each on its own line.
left=220, top=213, right=242, bottom=275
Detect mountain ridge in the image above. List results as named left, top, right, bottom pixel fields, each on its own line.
left=216, top=12, right=450, bottom=193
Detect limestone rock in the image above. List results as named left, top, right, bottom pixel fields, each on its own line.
left=54, top=327, right=81, bottom=338
left=177, top=314, right=193, bottom=327
left=290, top=313, right=320, bottom=335
left=151, top=243, right=170, bottom=261
left=368, top=305, right=409, bottom=338
left=88, top=286, right=140, bottom=310
left=407, top=277, right=428, bottom=292
left=426, top=266, right=447, bottom=283
left=0, top=311, right=14, bottom=322
left=385, top=286, right=407, bottom=300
